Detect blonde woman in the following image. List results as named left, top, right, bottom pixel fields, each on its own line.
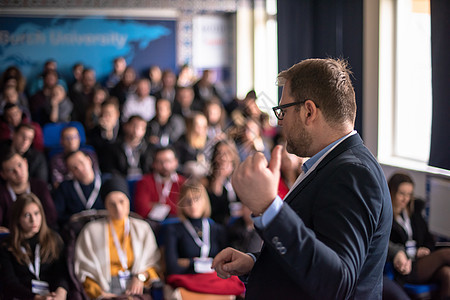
left=163, top=179, right=244, bottom=296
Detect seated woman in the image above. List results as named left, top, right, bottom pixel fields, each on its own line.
left=174, top=112, right=210, bottom=177
left=388, top=173, right=450, bottom=299
left=163, top=179, right=245, bottom=296
left=204, top=139, right=242, bottom=226
left=74, top=176, right=160, bottom=299
left=0, top=193, right=68, bottom=299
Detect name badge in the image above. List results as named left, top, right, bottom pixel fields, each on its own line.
left=31, top=279, right=49, bottom=295
left=405, top=240, right=417, bottom=258
left=194, top=257, right=214, bottom=274
left=118, top=269, right=131, bottom=290
left=148, top=203, right=171, bottom=221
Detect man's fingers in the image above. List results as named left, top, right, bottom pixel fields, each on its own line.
left=212, top=248, right=233, bottom=269
left=268, top=145, right=283, bottom=174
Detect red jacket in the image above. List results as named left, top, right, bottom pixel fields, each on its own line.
left=134, top=173, right=186, bottom=219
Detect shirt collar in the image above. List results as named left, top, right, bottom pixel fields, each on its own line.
left=301, top=131, right=355, bottom=173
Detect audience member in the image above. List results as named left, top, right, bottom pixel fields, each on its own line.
left=74, top=176, right=160, bottom=299
left=85, top=87, right=108, bottom=130
left=68, top=63, right=84, bottom=96
left=122, top=78, right=156, bottom=122
left=105, top=56, right=127, bottom=90
left=43, top=84, right=73, bottom=124
left=278, top=146, right=305, bottom=199
left=154, top=69, right=177, bottom=103
left=10, top=123, right=48, bottom=182
left=148, top=65, right=163, bottom=95
left=28, top=59, right=68, bottom=98
left=176, top=64, right=195, bottom=88
left=175, top=112, right=210, bottom=177
left=0, top=103, right=44, bottom=152
left=134, top=146, right=186, bottom=223
left=146, top=98, right=185, bottom=147
left=0, top=149, right=57, bottom=232
left=110, top=66, right=137, bottom=108
left=70, top=68, right=99, bottom=126
left=0, top=65, right=27, bottom=97
left=104, top=115, right=152, bottom=179
left=383, top=241, right=412, bottom=300
left=0, top=85, right=30, bottom=118
left=49, top=126, right=98, bottom=188
left=204, top=97, right=226, bottom=141
left=87, top=98, right=121, bottom=172
left=193, top=69, right=223, bottom=105
left=388, top=173, right=450, bottom=299
left=29, top=69, right=59, bottom=125
left=163, top=179, right=244, bottom=296
left=236, top=118, right=270, bottom=162
left=53, top=150, right=105, bottom=228
left=0, top=193, right=69, bottom=299
left=204, top=140, right=241, bottom=226
left=172, top=86, right=199, bottom=118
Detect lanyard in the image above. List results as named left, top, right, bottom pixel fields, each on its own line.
left=7, top=183, right=30, bottom=202
left=284, top=130, right=357, bottom=200
left=109, top=218, right=130, bottom=271
left=124, top=144, right=139, bottom=168
left=396, top=210, right=414, bottom=240
left=21, top=244, right=41, bottom=280
left=73, top=174, right=101, bottom=209
left=183, top=218, right=210, bottom=258
left=224, top=179, right=236, bottom=202
left=154, top=173, right=178, bottom=204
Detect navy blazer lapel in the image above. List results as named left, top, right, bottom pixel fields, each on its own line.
left=284, top=133, right=364, bottom=205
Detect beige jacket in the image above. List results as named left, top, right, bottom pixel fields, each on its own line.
left=74, top=217, right=160, bottom=292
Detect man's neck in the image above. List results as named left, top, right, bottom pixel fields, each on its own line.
left=9, top=181, right=29, bottom=194
left=78, top=173, right=95, bottom=186
left=312, top=122, right=354, bottom=156
left=125, top=137, right=141, bottom=148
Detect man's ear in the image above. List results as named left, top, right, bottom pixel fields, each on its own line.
left=304, top=100, right=319, bottom=125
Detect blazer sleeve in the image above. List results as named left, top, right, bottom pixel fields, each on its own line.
left=256, top=163, right=387, bottom=299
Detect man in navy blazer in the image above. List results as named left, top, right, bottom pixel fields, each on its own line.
left=212, top=58, right=392, bottom=299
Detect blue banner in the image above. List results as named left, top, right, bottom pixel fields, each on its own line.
left=0, top=15, right=176, bottom=86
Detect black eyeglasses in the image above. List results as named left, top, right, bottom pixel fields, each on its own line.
left=272, top=100, right=319, bottom=120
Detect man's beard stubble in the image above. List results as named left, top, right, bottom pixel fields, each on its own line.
left=285, top=125, right=313, bottom=158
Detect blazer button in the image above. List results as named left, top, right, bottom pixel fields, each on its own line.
left=279, top=247, right=287, bottom=255
left=272, top=236, right=279, bottom=244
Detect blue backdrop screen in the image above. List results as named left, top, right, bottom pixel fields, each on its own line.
left=0, top=15, right=176, bottom=85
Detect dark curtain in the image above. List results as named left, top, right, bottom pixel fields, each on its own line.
left=429, top=0, right=450, bottom=170
left=277, top=0, right=364, bottom=136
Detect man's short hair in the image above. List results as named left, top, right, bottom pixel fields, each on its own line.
left=64, top=149, right=89, bottom=163
left=102, top=97, right=120, bottom=111
left=14, top=123, right=35, bottom=134
left=60, top=126, right=79, bottom=139
left=153, top=145, right=178, bottom=161
left=0, top=148, right=20, bottom=171
left=277, top=58, right=356, bottom=126
left=127, top=115, right=147, bottom=124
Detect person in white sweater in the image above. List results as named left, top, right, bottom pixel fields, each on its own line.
left=74, top=175, right=160, bottom=299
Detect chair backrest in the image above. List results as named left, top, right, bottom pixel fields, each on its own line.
left=62, top=209, right=109, bottom=300
left=43, top=121, right=87, bottom=149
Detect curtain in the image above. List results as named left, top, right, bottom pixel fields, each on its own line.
left=277, top=0, right=363, bottom=135
left=429, top=0, right=450, bottom=170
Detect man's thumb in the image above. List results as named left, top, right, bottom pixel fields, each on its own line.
left=268, top=145, right=283, bottom=175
